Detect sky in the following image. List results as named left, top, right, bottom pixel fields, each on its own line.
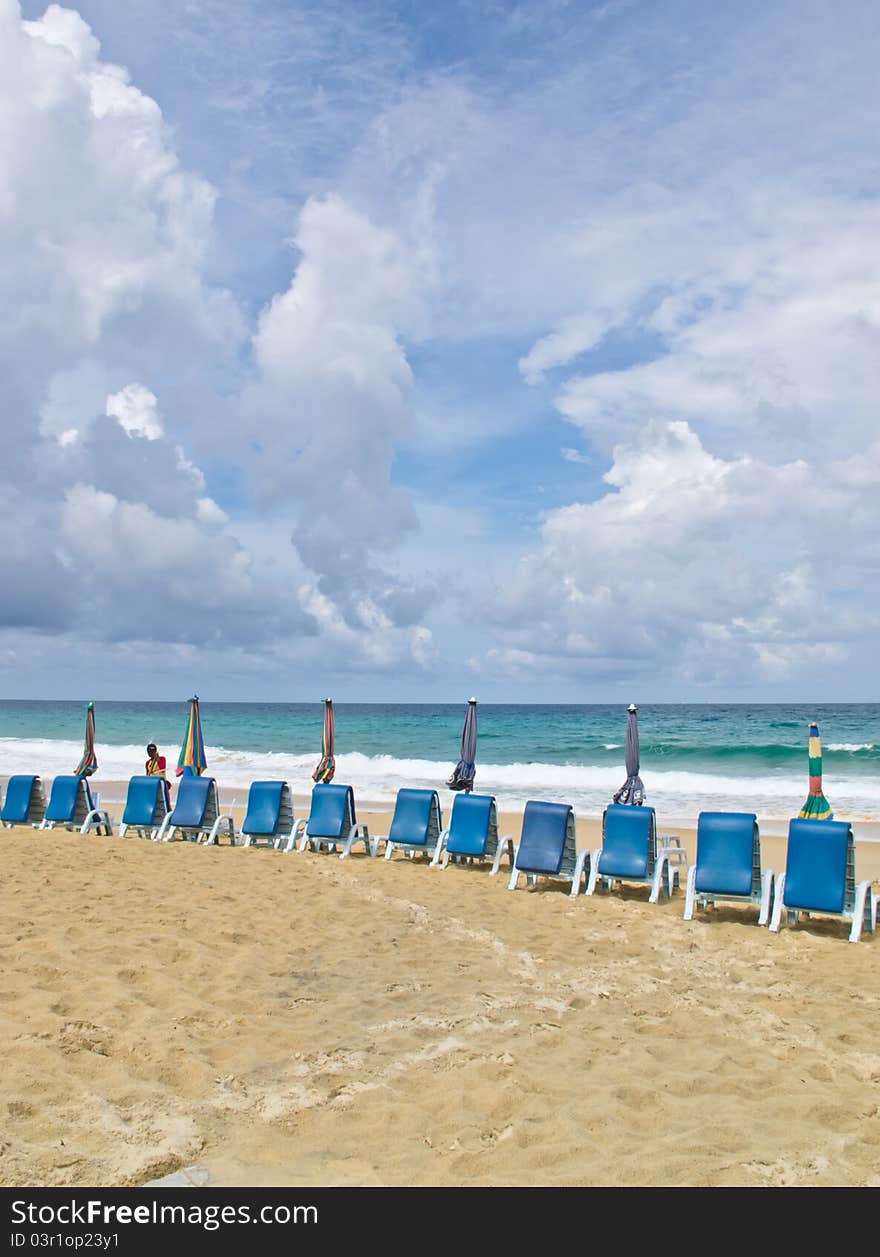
left=3, top=0, right=880, bottom=702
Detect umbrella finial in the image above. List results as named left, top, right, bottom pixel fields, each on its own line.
left=468, top=696, right=477, bottom=704
left=627, top=703, right=637, bottom=712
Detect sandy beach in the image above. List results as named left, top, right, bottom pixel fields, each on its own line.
left=1, top=793, right=879, bottom=1189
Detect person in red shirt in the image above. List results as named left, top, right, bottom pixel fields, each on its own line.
left=146, top=743, right=171, bottom=807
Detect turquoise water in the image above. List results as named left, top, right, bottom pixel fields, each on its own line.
left=1, top=701, right=878, bottom=821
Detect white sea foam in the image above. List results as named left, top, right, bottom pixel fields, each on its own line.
left=826, top=743, right=875, bottom=752
left=2, top=736, right=880, bottom=822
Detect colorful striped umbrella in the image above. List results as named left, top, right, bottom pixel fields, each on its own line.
left=176, top=695, right=207, bottom=777
left=613, top=703, right=645, bottom=805
left=312, top=698, right=336, bottom=783
left=798, top=721, right=832, bottom=820
left=447, top=698, right=478, bottom=793
left=73, top=701, right=98, bottom=777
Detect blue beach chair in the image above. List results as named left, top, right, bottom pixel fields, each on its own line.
left=1, top=775, right=47, bottom=828
left=382, top=788, right=443, bottom=862
left=39, top=776, right=113, bottom=835
left=118, top=776, right=171, bottom=840
left=769, top=818, right=875, bottom=943
left=240, top=781, right=295, bottom=849
left=586, top=804, right=671, bottom=902
left=683, top=812, right=774, bottom=925
left=286, top=783, right=373, bottom=858
left=507, top=800, right=587, bottom=895
left=155, top=775, right=234, bottom=845
left=431, top=793, right=514, bottom=874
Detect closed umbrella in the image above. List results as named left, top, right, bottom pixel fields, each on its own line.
left=613, top=703, right=645, bottom=806
left=176, top=695, right=207, bottom=777
left=798, top=721, right=832, bottom=819
left=447, top=698, right=477, bottom=793
left=312, top=698, right=336, bottom=783
left=73, top=701, right=98, bottom=777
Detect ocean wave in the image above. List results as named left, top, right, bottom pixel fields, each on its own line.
left=825, top=743, right=875, bottom=753
left=2, top=736, right=880, bottom=820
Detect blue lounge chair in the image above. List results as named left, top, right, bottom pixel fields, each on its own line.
left=382, top=788, right=443, bottom=862
left=586, top=803, right=670, bottom=902
left=285, top=783, right=373, bottom=858
left=769, top=818, right=875, bottom=943
left=240, top=781, right=295, bottom=849
left=1, top=775, right=47, bottom=828
left=155, top=775, right=234, bottom=845
left=507, top=800, right=587, bottom=895
left=39, top=776, right=112, bottom=835
left=118, top=776, right=171, bottom=840
left=683, top=812, right=773, bottom=924
left=431, top=793, right=514, bottom=874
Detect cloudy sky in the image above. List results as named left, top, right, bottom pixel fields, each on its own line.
left=4, top=0, right=879, bottom=702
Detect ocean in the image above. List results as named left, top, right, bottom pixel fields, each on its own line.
left=1, top=700, right=878, bottom=829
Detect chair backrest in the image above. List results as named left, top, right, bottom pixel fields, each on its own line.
left=45, top=776, right=85, bottom=823
left=694, top=812, right=759, bottom=897
left=307, top=783, right=355, bottom=838
left=242, top=780, right=286, bottom=836
left=121, top=776, right=164, bottom=827
left=516, top=801, right=575, bottom=875
left=1, top=775, right=41, bottom=824
left=388, top=788, right=442, bottom=848
left=446, top=793, right=497, bottom=856
left=598, top=804, right=657, bottom=879
left=784, top=818, right=852, bottom=914
left=169, top=775, right=213, bottom=828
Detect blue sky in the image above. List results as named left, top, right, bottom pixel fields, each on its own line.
left=4, top=0, right=880, bottom=702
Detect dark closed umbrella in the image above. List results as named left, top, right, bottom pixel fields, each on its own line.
left=613, top=703, right=645, bottom=806
left=313, top=698, right=336, bottom=783
left=73, top=701, right=98, bottom=777
left=447, top=698, right=477, bottom=793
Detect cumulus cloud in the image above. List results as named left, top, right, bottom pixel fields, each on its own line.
left=0, top=3, right=298, bottom=651
left=487, top=420, right=880, bottom=689
left=238, top=192, right=438, bottom=624
left=0, top=3, right=446, bottom=683
left=105, top=383, right=163, bottom=440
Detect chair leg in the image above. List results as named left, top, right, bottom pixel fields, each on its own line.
left=570, top=849, right=590, bottom=896
left=758, top=870, right=774, bottom=926
left=648, top=856, right=667, bottom=904
left=490, top=839, right=513, bottom=877
left=585, top=849, right=603, bottom=896
left=850, top=882, right=871, bottom=943
left=683, top=865, right=698, bottom=920
left=769, top=873, right=786, bottom=932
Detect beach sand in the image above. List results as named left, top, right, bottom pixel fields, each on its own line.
left=1, top=801, right=879, bottom=1188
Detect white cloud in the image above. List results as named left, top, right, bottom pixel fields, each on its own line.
left=106, top=383, right=163, bottom=440
left=486, top=420, right=880, bottom=689
left=239, top=192, right=438, bottom=625
left=195, top=496, right=228, bottom=526
left=519, top=311, right=614, bottom=384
